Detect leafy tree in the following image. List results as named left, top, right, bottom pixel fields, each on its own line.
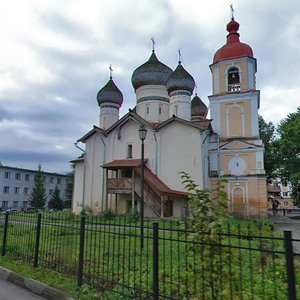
left=258, top=115, right=278, bottom=183
left=180, top=172, right=235, bottom=298
left=29, top=164, right=47, bottom=209
left=277, top=107, right=300, bottom=205
left=48, top=185, right=64, bottom=210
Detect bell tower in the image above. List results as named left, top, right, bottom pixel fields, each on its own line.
left=209, top=16, right=268, bottom=217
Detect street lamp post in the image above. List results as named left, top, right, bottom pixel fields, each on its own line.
left=139, top=125, right=147, bottom=250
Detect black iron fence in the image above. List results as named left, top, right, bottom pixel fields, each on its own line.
left=0, top=211, right=299, bottom=299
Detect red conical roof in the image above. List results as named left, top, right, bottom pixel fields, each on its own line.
left=213, top=18, right=253, bottom=64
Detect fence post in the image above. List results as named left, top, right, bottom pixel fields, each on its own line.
left=284, top=230, right=297, bottom=300
left=33, top=213, right=42, bottom=267
left=1, top=211, right=9, bottom=256
left=153, top=222, right=159, bottom=300
left=78, top=215, right=86, bottom=287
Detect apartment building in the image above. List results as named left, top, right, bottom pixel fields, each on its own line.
left=0, top=165, right=70, bottom=210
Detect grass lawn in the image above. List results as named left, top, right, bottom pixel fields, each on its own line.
left=0, top=212, right=299, bottom=299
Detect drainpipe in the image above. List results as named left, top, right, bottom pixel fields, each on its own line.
left=153, top=130, right=158, bottom=175
left=217, top=135, right=220, bottom=178
left=100, top=137, right=106, bottom=211
left=201, top=130, right=210, bottom=189
left=74, top=142, right=86, bottom=214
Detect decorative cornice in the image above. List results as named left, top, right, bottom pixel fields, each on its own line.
left=137, top=96, right=170, bottom=104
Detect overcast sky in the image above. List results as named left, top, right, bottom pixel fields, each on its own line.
left=0, top=0, right=299, bottom=173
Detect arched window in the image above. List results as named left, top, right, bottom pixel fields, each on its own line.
left=127, top=144, right=133, bottom=158
left=227, top=67, right=240, bottom=92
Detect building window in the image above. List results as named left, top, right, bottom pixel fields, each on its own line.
left=227, top=67, right=240, bottom=92
left=127, top=144, right=133, bottom=158
left=57, top=178, right=61, bottom=184
left=22, top=201, right=28, bottom=209
left=2, top=201, right=8, bottom=209
left=13, top=201, right=18, bottom=208
left=15, top=173, right=21, bottom=180
left=24, top=187, right=29, bottom=195
left=50, top=177, right=54, bottom=183
left=25, top=174, right=30, bottom=181
left=174, top=105, right=178, bottom=116
left=14, top=187, right=20, bottom=194
left=159, top=105, right=162, bottom=115
left=3, top=186, right=10, bottom=194
left=4, top=172, right=11, bottom=179
left=146, top=105, right=150, bottom=114
left=49, top=189, right=54, bottom=195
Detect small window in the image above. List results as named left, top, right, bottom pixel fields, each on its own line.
left=4, top=172, right=11, bottom=179
left=49, top=189, right=54, bottom=195
left=227, top=67, right=240, bottom=92
left=22, top=201, right=28, bottom=209
left=50, top=177, right=54, bottom=183
left=159, top=105, right=162, bottom=115
left=127, top=144, right=133, bottom=158
left=14, top=187, right=20, bottom=194
left=57, top=178, right=61, bottom=184
left=24, top=187, right=29, bottom=195
left=25, top=174, right=30, bottom=181
left=13, top=201, right=18, bottom=208
left=174, top=105, right=178, bottom=116
left=3, top=186, right=10, bottom=194
left=2, top=201, right=8, bottom=209
left=146, top=105, right=150, bottom=114
left=15, top=173, right=21, bottom=180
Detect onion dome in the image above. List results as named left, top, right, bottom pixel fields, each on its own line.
left=213, top=18, right=253, bottom=64
left=131, top=50, right=173, bottom=90
left=191, top=95, right=208, bottom=118
left=166, top=61, right=195, bottom=94
left=97, top=78, right=123, bottom=106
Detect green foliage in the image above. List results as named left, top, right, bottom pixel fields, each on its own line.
left=48, top=186, right=64, bottom=210
left=101, top=209, right=116, bottom=220
left=277, top=107, right=300, bottom=205
left=180, top=171, right=236, bottom=298
left=258, top=115, right=279, bottom=183
left=123, top=209, right=140, bottom=223
left=29, top=164, right=47, bottom=209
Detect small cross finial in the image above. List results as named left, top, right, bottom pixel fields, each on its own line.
left=109, top=65, right=113, bottom=79
left=151, top=37, right=156, bottom=52
left=230, top=4, right=234, bottom=19
left=178, top=49, right=182, bottom=64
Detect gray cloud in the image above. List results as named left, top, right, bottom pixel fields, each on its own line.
left=1, top=0, right=300, bottom=172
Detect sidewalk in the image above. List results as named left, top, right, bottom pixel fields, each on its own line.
left=270, top=213, right=300, bottom=253
left=0, top=266, right=73, bottom=300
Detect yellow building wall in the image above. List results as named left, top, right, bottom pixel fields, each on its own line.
left=210, top=177, right=267, bottom=217
left=216, top=61, right=250, bottom=95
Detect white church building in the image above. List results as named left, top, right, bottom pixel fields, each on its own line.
left=71, top=17, right=268, bottom=218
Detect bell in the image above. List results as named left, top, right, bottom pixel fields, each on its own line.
left=232, top=73, right=236, bottom=78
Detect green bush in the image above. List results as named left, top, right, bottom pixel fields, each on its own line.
left=101, top=209, right=116, bottom=221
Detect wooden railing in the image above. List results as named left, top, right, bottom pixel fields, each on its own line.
left=107, top=178, right=132, bottom=189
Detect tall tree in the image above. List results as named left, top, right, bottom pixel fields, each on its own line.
left=277, top=107, right=300, bottom=205
left=258, top=115, right=278, bottom=183
left=29, top=164, right=47, bottom=209
left=48, top=186, right=64, bottom=210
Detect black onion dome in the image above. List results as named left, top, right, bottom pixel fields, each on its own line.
left=131, top=51, right=173, bottom=90
left=166, top=62, right=195, bottom=94
left=97, top=78, right=123, bottom=106
left=191, top=95, right=208, bottom=116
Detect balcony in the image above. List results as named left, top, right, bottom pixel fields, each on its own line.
left=107, top=178, right=132, bottom=194
left=228, top=84, right=241, bottom=92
